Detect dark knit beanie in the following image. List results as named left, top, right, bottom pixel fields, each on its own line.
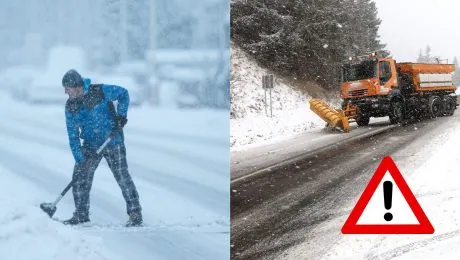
left=62, top=69, right=84, bottom=88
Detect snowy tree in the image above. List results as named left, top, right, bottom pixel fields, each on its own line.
left=417, top=49, right=424, bottom=63
left=0, top=0, right=229, bottom=109
left=231, top=0, right=386, bottom=89
left=417, top=45, right=433, bottom=63
left=125, top=0, right=149, bottom=60
left=416, top=45, right=445, bottom=64
left=342, top=0, right=385, bottom=56
left=99, top=0, right=122, bottom=67
left=425, top=45, right=432, bottom=61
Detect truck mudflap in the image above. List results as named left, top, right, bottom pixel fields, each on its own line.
left=309, top=99, right=351, bottom=133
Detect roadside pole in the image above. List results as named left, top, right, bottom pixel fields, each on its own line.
left=262, top=75, right=274, bottom=117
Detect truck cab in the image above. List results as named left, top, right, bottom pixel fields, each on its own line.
left=340, top=56, right=398, bottom=100
left=339, top=56, right=401, bottom=125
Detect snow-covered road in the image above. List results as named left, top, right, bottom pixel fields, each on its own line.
left=0, top=94, right=229, bottom=260
left=231, top=109, right=460, bottom=260
left=310, top=114, right=460, bottom=260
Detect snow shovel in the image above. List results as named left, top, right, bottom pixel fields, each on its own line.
left=40, top=129, right=121, bottom=218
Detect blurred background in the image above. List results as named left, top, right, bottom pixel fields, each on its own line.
left=0, top=1, right=230, bottom=258
left=0, top=0, right=230, bottom=109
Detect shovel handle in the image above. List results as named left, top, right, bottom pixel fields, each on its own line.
left=51, top=181, right=73, bottom=206
left=96, top=128, right=121, bottom=154
left=51, top=129, right=121, bottom=206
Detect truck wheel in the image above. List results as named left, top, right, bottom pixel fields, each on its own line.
left=356, top=108, right=370, bottom=126
left=389, top=99, right=404, bottom=124
left=444, top=96, right=455, bottom=116
left=428, top=96, right=442, bottom=118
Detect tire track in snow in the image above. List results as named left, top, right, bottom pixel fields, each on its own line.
left=368, top=229, right=460, bottom=259
left=127, top=161, right=229, bottom=216
left=0, top=125, right=67, bottom=150
left=130, top=229, right=229, bottom=260
left=127, top=140, right=228, bottom=177
left=415, top=187, right=460, bottom=198
left=0, top=124, right=228, bottom=216
left=6, top=114, right=228, bottom=176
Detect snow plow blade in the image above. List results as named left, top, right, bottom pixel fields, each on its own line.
left=309, top=99, right=350, bottom=133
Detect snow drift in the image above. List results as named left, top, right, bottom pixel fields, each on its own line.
left=230, top=42, right=340, bottom=151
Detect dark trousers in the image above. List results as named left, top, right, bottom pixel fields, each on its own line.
left=72, top=142, right=142, bottom=218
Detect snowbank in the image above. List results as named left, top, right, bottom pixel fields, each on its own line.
left=230, top=42, right=338, bottom=151
left=231, top=103, right=326, bottom=151
left=0, top=165, right=119, bottom=260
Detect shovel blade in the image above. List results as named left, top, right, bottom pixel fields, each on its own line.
left=40, top=203, right=57, bottom=218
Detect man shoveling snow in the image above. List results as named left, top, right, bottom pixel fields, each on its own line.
left=59, top=69, right=143, bottom=227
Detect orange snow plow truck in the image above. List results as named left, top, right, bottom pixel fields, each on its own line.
left=310, top=52, right=457, bottom=132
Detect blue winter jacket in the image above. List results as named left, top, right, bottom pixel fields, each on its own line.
left=65, top=78, right=129, bottom=163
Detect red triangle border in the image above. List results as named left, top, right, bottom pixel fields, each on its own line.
left=341, top=156, right=434, bottom=234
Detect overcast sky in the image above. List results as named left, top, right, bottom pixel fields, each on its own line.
left=374, top=0, right=459, bottom=63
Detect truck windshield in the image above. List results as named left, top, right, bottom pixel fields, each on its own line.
left=342, top=60, right=377, bottom=82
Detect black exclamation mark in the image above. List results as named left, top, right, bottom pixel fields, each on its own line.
left=383, top=181, right=393, bottom=221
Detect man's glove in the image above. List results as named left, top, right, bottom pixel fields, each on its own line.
left=83, top=148, right=99, bottom=161
left=116, top=115, right=128, bottom=129
left=75, top=148, right=99, bottom=172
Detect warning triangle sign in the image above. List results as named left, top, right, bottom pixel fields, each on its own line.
left=341, top=156, right=434, bottom=234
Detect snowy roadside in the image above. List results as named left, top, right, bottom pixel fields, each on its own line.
left=0, top=165, right=120, bottom=260
left=230, top=102, right=328, bottom=151
left=230, top=42, right=339, bottom=152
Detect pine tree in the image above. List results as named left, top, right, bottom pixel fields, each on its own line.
left=342, top=0, right=385, bottom=57
left=231, top=0, right=386, bottom=89
left=424, top=45, right=432, bottom=63
left=417, top=49, right=424, bottom=62
left=125, top=0, right=149, bottom=60
left=100, top=0, right=122, bottom=67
